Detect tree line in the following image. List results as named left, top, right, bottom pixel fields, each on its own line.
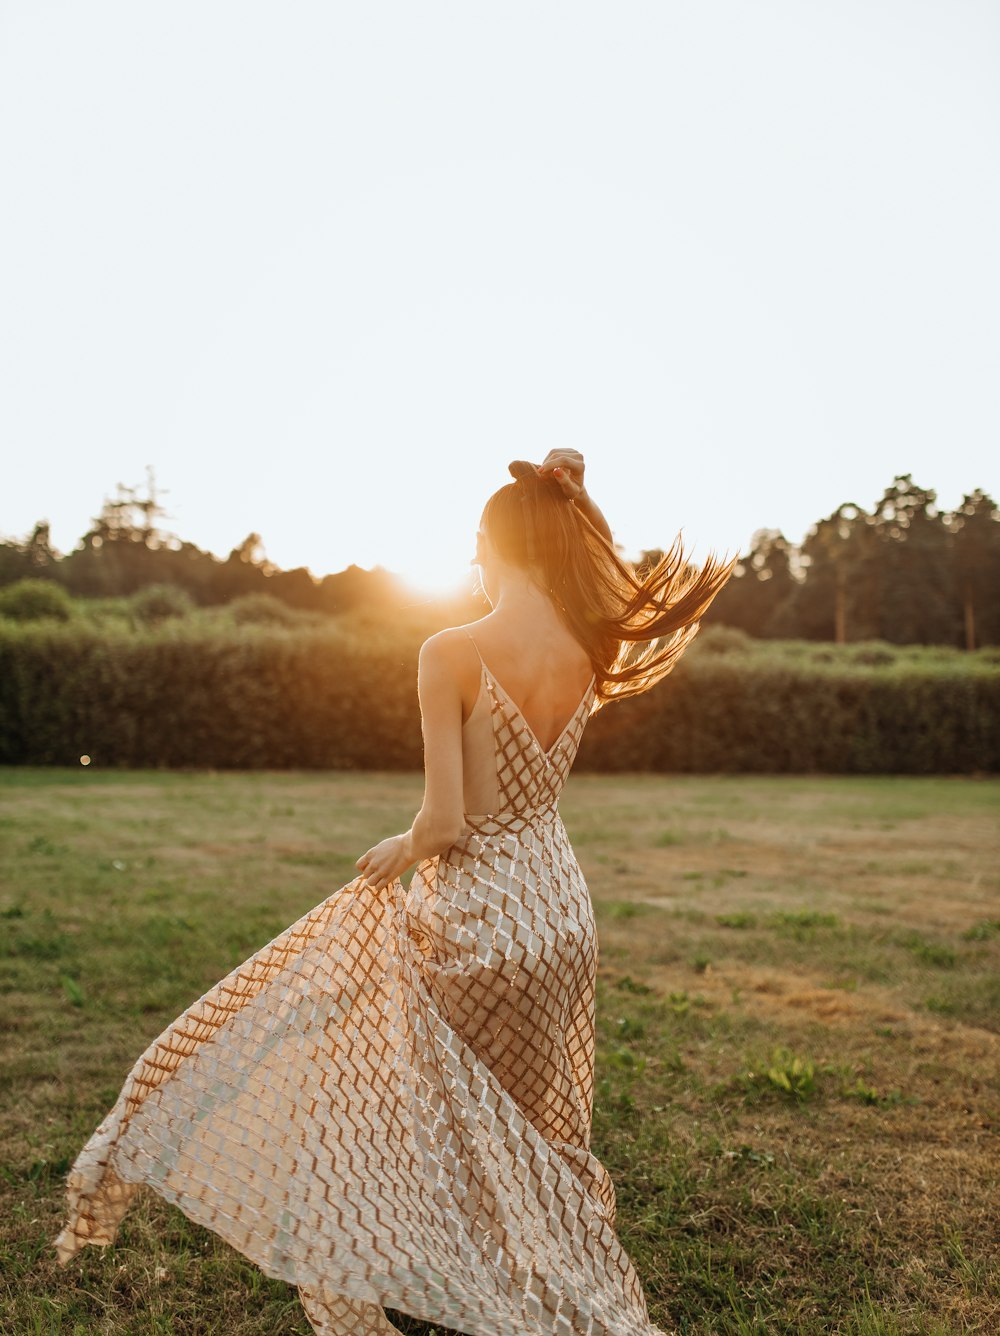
left=705, top=476, right=999, bottom=648
left=2, top=474, right=998, bottom=645
left=0, top=480, right=419, bottom=620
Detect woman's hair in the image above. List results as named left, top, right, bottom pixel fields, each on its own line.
left=480, top=462, right=736, bottom=707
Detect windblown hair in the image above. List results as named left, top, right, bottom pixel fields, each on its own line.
left=481, top=462, right=736, bottom=708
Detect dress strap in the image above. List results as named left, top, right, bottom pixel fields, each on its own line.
left=465, top=634, right=487, bottom=669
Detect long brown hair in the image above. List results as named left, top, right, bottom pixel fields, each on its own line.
left=480, top=463, right=736, bottom=707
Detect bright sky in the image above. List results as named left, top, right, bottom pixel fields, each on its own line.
left=2, top=2, right=998, bottom=593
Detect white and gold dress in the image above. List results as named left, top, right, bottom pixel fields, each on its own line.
left=57, top=648, right=668, bottom=1336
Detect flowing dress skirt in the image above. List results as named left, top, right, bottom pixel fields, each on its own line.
left=57, top=805, right=668, bottom=1334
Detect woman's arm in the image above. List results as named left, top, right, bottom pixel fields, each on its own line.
left=355, top=634, right=467, bottom=892
left=537, top=449, right=614, bottom=545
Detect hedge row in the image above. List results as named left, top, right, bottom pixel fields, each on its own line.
left=1, top=624, right=997, bottom=773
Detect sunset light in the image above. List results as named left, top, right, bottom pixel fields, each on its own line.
left=3, top=8, right=998, bottom=1333
left=395, top=553, right=477, bottom=601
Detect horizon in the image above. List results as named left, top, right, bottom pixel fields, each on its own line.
left=4, top=466, right=994, bottom=594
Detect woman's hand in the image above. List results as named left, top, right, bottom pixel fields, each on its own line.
left=356, top=833, right=412, bottom=893
left=537, top=448, right=586, bottom=500
left=537, top=449, right=613, bottom=544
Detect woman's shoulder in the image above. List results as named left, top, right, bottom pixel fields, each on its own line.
left=419, top=620, right=487, bottom=662
left=418, top=622, right=491, bottom=685
left=418, top=623, right=488, bottom=716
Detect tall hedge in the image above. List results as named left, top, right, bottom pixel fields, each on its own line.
left=577, top=658, right=999, bottom=773
left=0, top=624, right=997, bottom=773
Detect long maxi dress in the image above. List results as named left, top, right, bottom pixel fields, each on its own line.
left=57, top=647, right=669, bottom=1336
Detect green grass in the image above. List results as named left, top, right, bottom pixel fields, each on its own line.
left=2, top=770, right=999, bottom=1334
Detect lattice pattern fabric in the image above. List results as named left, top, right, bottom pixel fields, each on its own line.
left=57, top=656, right=669, bottom=1335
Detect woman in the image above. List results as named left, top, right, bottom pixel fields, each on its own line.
left=57, top=452, right=733, bottom=1335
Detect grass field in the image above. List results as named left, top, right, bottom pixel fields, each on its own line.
left=1, top=768, right=998, bottom=1335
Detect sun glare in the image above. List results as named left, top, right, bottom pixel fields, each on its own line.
left=368, top=517, right=478, bottom=600
left=396, top=550, right=476, bottom=601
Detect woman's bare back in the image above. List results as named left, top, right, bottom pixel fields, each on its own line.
left=448, top=610, right=594, bottom=753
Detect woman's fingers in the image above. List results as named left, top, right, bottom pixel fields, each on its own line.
left=549, top=466, right=583, bottom=500
left=553, top=469, right=582, bottom=499
left=359, top=865, right=382, bottom=888
left=356, top=852, right=382, bottom=888
left=539, top=448, right=585, bottom=475
left=538, top=450, right=585, bottom=498
left=357, top=834, right=409, bottom=891
left=357, top=851, right=390, bottom=890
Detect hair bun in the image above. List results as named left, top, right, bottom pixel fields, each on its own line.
left=508, top=460, right=538, bottom=483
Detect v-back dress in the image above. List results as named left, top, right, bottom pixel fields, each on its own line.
left=57, top=648, right=668, bottom=1336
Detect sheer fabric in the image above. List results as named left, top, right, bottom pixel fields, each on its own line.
left=57, top=654, right=668, bottom=1336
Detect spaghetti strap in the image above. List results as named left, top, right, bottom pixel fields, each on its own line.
left=465, top=632, right=486, bottom=666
